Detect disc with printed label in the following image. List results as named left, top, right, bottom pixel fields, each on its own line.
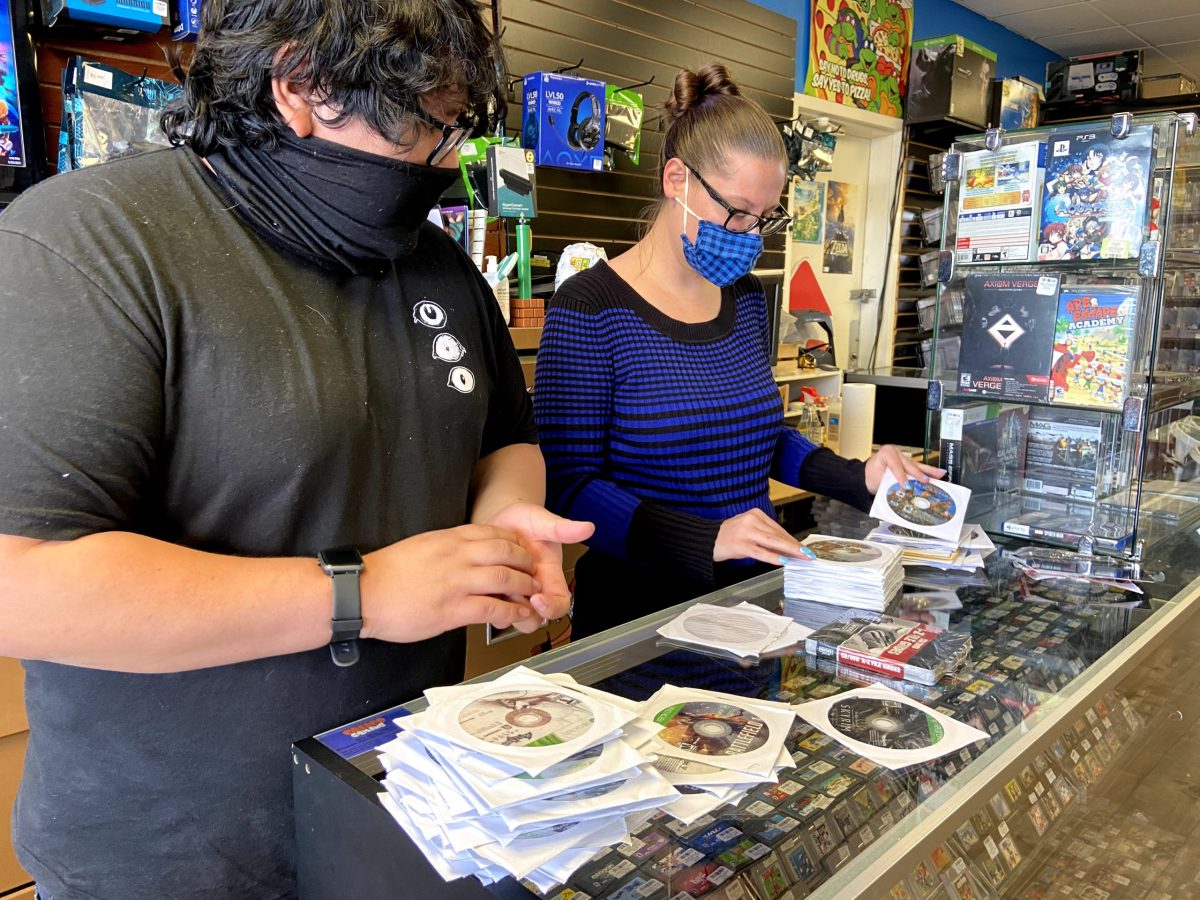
left=457, top=689, right=595, bottom=748
left=653, top=701, right=769, bottom=757
left=806, top=539, right=883, bottom=563
left=885, top=480, right=957, bottom=527
left=827, top=697, right=945, bottom=750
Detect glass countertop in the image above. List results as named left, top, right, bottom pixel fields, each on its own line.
left=330, top=498, right=1200, bottom=899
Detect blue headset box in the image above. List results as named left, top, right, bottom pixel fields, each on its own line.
left=522, top=72, right=606, bottom=172
left=40, top=0, right=166, bottom=33
left=171, top=0, right=202, bottom=40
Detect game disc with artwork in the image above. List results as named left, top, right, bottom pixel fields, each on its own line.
left=828, top=697, right=945, bottom=750
left=886, top=480, right=957, bottom=527
left=653, top=701, right=770, bottom=757
left=457, top=689, right=595, bottom=747
left=680, top=610, right=774, bottom=645
left=806, top=538, right=883, bottom=563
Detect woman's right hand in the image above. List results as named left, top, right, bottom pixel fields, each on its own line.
left=713, top=508, right=805, bottom=565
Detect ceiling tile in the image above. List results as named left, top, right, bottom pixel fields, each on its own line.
left=954, top=0, right=1083, bottom=18
left=1037, top=27, right=1144, bottom=56
left=1127, top=15, right=1200, bottom=46
left=993, top=4, right=1100, bottom=39
left=1090, top=0, right=1200, bottom=23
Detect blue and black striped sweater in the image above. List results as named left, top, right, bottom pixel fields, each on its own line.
left=533, top=261, right=871, bottom=585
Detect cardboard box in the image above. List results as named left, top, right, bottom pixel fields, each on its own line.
left=1045, top=50, right=1141, bottom=105
left=0, top=659, right=26, bottom=740
left=171, top=0, right=202, bottom=40
left=522, top=72, right=606, bottom=172
left=989, top=77, right=1041, bottom=131
left=906, top=35, right=996, bottom=128
left=1, top=730, right=31, bottom=893
left=1141, top=74, right=1197, bottom=99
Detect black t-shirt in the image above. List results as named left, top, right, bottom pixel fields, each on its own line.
left=0, top=147, right=535, bottom=899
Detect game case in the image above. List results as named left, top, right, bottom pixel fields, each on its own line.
left=1022, top=411, right=1103, bottom=501
left=957, top=273, right=1061, bottom=402
left=954, top=141, right=1042, bottom=264
left=1037, top=125, right=1155, bottom=262
left=804, top=616, right=973, bottom=685
left=1050, top=287, right=1137, bottom=410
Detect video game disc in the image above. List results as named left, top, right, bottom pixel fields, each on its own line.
left=806, top=539, right=883, bottom=563
left=457, top=689, right=595, bottom=747
left=653, top=701, right=769, bottom=757
left=680, top=611, right=774, bottom=645
left=885, top=480, right=957, bottom=528
left=828, top=697, right=945, bottom=750
left=516, top=744, right=602, bottom=781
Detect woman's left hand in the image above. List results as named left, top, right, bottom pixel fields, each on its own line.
left=864, top=445, right=946, bottom=495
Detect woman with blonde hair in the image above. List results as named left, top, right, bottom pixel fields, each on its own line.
left=534, top=64, right=940, bottom=639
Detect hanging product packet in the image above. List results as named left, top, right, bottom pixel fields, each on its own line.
left=59, top=57, right=181, bottom=171
left=603, top=86, right=644, bottom=168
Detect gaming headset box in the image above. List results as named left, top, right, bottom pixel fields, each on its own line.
left=39, top=0, right=166, bottom=37
left=522, top=72, right=606, bottom=172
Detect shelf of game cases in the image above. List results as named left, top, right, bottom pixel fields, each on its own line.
left=921, top=111, right=1200, bottom=558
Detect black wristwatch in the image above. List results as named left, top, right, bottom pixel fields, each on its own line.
left=317, top=547, right=364, bottom=667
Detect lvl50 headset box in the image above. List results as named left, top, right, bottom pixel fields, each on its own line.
left=522, top=72, right=606, bottom=172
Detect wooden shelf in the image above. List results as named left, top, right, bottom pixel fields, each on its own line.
left=773, top=369, right=842, bottom=384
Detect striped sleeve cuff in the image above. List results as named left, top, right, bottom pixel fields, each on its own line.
left=628, top=501, right=721, bottom=584
left=798, top=447, right=873, bottom=512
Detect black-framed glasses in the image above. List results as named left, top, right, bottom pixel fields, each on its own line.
left=409, top=104, right=490, bottom=166
left=684, top=162, right=790, bottom=236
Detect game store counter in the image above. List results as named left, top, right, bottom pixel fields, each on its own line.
left=292, top=525, right=1200, bottom=900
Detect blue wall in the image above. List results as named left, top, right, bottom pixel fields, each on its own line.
left=747, top=0, right=1059, bottom=91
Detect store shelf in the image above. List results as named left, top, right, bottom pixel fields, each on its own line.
left=772, top=369, right=841, bottom=384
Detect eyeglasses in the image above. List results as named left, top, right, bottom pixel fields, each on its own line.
left=683, top=162, right=790, bottom=236
left=409, top=103, right=491, bottom=166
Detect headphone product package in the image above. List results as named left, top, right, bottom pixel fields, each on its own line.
left=522, top=71, right=606, bottom=172
left=603, top=86, right=644, bottom=169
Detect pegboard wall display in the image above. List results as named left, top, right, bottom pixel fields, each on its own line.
left=26, top=0, right=794, bottom=270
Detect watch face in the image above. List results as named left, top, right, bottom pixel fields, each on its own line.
left=319, top=548, right=363, bottom=570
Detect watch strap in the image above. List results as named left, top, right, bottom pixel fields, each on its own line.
left=322, top=558, right=363, bottom=668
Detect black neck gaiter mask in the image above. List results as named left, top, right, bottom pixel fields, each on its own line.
left=206, top=130, right=461, bottom=275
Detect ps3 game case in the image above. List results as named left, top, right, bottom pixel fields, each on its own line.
left=804, top=617, right=973, bottom=685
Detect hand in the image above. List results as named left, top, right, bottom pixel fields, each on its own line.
left=360, top=524, right=548, bottom=643
left=864, top=445, right=946, bottom=495
left=486, top=502, right=594, bottom=633
left=714, top=508, right=804, bottom=566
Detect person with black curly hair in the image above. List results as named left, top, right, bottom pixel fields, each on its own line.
left=0, top=2, right=590, bottom=896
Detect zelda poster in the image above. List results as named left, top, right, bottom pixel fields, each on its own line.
left=805, top=0, right=913, bottom=119
left=792, top=179, right=824, bottom=244
left=0, top=0, right=27, bottom=167
left=823, top=181, right=857, bottom=274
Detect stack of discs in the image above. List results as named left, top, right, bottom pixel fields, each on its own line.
left=377, top=666, right=677, bottom=892
left=638, top=685, right=799, bottom=827
left=783, top=535, right=904, bottom=629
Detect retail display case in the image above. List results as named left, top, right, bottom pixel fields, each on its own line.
left=293, top=508, right=1200, bottom=900
left=922, top=112, right=1200, bottom=559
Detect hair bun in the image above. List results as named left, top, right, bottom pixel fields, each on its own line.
left=664, top=63, right=741, bottom=120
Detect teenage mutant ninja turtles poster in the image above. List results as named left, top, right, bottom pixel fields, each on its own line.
left=805, top=0, right=913, bottom=119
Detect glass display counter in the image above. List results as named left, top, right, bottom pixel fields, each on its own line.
left=293, top=507, right=1200, bottom=900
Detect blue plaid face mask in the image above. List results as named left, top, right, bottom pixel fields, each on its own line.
left=676, top=172, right=763, bottom=286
